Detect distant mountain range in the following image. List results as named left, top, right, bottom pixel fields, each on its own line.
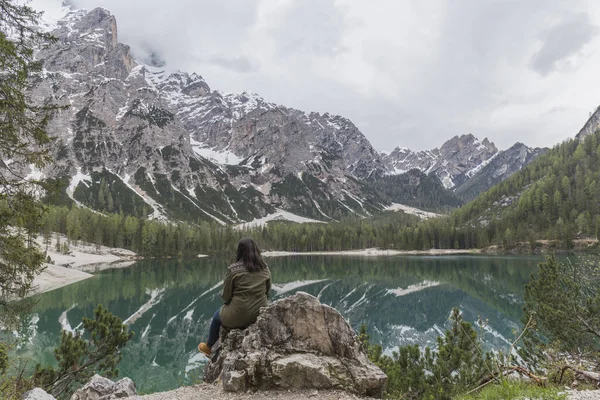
left=19, top=7, right=547, bottom=224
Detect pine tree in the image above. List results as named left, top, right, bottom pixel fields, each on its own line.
left=33, top=305, right=134, bottom=398
left=520, top=255, right=600, bottom=374
left=0, top=2, right=63, bottom=390
left=0, top=0, right=57, bottom=316
left=360, top=309, right=494, bottom=399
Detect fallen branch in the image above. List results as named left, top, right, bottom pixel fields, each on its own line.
left=467, top=365, right=546, bottom=396
left=558, top=365, right=600, bottom=385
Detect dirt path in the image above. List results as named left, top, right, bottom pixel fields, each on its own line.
left=566, top=389, right=600, bottom=400
left=132, top=384, right=375, bottom=400
left=131, top=384, right=600, bottom=400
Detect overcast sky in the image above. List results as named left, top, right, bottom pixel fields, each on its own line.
left=31, top=0, right=600, bottom=152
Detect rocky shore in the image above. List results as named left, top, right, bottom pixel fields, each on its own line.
left=29, top=234, right=138, bottom=296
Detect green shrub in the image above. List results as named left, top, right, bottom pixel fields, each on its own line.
left=456, top=380, right=566, bottom=400
left=361, top=308, right=495, bottom=399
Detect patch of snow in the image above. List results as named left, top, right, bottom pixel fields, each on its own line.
left=342, top=190, right=368, bottom=212
left=389, top=325, right=415, bottom=335
left=64, top=167, right=103, bottom=213
left=223, top=91, right=275, bottom=117
left=387, top=281, right=441, bottom=297
left=477, top=321, right=511, bottom=345
left=226, top=197, right=238, bottom=218
left=126, top=65, right=145, bottom=81
left=116, top=103, right=129, bottom=121
left=337, top=200, right=356, bottom=214
left=256, top=182, right=271, bottom=195
left=67, top=167, right=91, bottom=197
left=24, top=164, right=44, bottom=181
left=166, top=281, right=223, bottom=325
left=170, top=184, right=228, bottom=225
left=311, top=199, right=334, bottom=220
left=124, top=288, right=165, bottom=325
left=466, top=153, right=498, bottom=178
left=141, top=324, right=151, bottom=339
left=326, top=119, right=342, bottom=130
left=441, top=174, right=455, bottom=189
left=141, top=314, right=156, bottom=339
left=190, top=138, right=242, bottom=166
left=271, top=279, right=329, bottom=295
left=186, top=186, right=197, bottom=199
left=235, top=209, right=324, bottom=229
left=58, top=304, right=77, bottom=334
left=385, top=203, right=441, bottom=219
left=260, top=161, right=272, bottom=174
left=432, top=324, right=445, bottom=336
left=391, top=167, right=409, bottom=175
left=346, top=288, right=371, bottom=312
left=184, top=309, right=194, bottom=321
left=118, top=172, right=169, bottom=222
left=340, top=288, right=358, bottom=302
left=317, top=280, right=337, bottom=300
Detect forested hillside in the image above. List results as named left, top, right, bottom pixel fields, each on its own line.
left=367, top=170, right=463, bottom=211
left=446, top=130, right=600, bottom=248
left=40, top=130, right=600, bottom=255
left=40, top=206, right=421, bottom=257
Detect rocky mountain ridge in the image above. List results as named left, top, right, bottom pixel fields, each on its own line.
left=577, top=105, right=600, bottom=139
left=383, top=134, right=497, bottom=189
left=24, top=7, right=544, bottom=224
left=382, top=134, right=546, bottom=194
left=454, top=142, right=548, bottom=201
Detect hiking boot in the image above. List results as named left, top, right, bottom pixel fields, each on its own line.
left=198, top=342, right=211, bottom=356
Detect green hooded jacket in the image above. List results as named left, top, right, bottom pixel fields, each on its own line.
left=219, top=261, right=271, bottom=328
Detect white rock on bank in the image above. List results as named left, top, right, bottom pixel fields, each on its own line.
left=29, top=264, right=92, bottom=296
left=70, top=374, right=136, bottom=400
left=23, top=388, right=56, bottom=400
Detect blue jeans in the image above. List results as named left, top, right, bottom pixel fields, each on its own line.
left=207, top=308, right=222, bottom=347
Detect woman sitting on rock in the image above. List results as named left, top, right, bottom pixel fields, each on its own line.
left=198, top=237, right=272, bottom=356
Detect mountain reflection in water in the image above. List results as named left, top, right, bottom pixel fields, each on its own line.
left=19, top=255, right=543, bottom=394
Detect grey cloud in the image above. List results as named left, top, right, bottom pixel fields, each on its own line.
left=543, top=106, right=569, bottom=115
left=37, top=0, right=600, bottom=153
left=205, top=55, right=257, bottom=73
left=531, top=12, right=597, bottom=75
left=69, top=0, right=260, bottom=71
left=267, top=0, right=348, bottom=58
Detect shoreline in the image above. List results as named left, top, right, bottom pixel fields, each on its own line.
left=28, top=237, right=599, bottom=296
left=261, top=248, right=480, bottom=257
left=29, top=234, right=139, bottom=297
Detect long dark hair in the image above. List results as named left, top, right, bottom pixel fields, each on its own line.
left=236, top=237, right=267, bottom=272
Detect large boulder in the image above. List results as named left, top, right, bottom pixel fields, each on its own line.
left=203, top=292, right=387, bottom=397
left=70, top=374, right=136, bottom=400
left=23, top=388, right=56, bottom=400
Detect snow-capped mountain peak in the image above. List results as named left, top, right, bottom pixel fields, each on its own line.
left=382, top=134, right=499, bottom=189
left=20, top=7, right=545, bottom=224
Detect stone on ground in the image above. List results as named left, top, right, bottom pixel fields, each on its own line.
left=23, top=388, right=56, bottom=400
left=70, top=374, right=136, bottom=400
left=203, top=292, right=387, bottom=397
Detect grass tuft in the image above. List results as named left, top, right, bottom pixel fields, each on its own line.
left=456, top=380, right=567, bottom=400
